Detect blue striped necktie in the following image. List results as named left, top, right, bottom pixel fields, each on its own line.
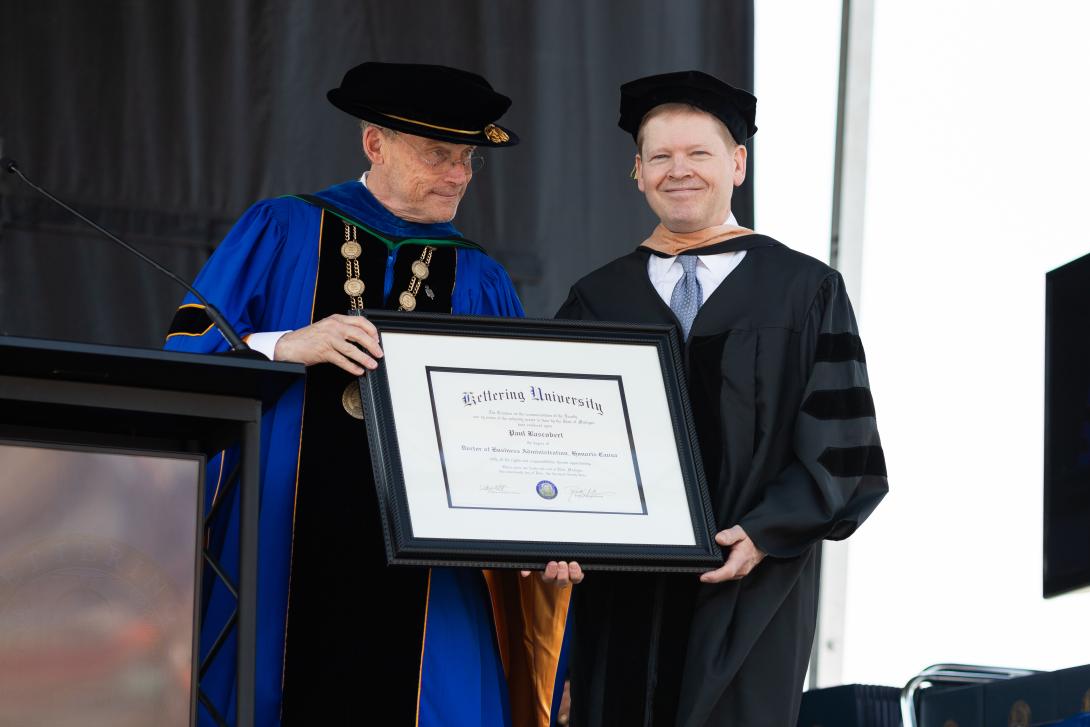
left=669, top=255, right=702, bottom=338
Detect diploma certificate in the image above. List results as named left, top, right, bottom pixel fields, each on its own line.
left=427, top=368, right=646, bottom=515
left=360, top=313, right=722, bottom=572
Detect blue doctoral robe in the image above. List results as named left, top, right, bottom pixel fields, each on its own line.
left=166, top=181, right=556, bottom=726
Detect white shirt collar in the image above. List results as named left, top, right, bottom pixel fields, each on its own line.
left=698, top=212, right=741, bottom=269
left=699, top=248, right=742, bottom=275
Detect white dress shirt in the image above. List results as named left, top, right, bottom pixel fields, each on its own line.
left=646, top=213, right=747, bottom=307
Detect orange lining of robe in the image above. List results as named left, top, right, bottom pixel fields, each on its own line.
left=482, top=570, right=571, bottom=727
left=414, top=570, right=433, bottom=727
left=639, top=222, right=755, bottom=256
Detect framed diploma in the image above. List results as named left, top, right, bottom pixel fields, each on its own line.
left=360, top=312, right=722, bottom=572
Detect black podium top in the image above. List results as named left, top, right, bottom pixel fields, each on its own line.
left=0, top=335, right=304, bottom=408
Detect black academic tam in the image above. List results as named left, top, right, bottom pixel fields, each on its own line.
left=327, top=61, right=519, bottom=147
left=555, top=235, right=888, bottom=727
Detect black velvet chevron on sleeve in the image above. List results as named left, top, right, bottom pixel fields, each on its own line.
left=801, top=387, right=876, bottom=420
left=166, top=305, right=214, bottom=338
left=814, top=332, right=867, bottom=363
left=818, top=445, right=887, bottom=478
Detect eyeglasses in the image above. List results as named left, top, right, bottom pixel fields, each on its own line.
left=395, top=133, right=485, bottom=173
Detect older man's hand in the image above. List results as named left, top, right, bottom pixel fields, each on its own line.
left=520, top=561, right=584, bottom=588
left=274, top=314, right=383, bottom=375
left=699, top=525, right=765, bottom=584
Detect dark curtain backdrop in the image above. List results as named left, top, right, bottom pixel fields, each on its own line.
left=0, top=0, right=754, bottom=347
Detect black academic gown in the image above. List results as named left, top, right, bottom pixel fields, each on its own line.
left=555, top=235, right=888, bottom=727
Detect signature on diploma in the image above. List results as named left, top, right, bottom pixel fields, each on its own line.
left=480, top=483, right=518, bottom=495
left=568, top=487, right=613, bottom=502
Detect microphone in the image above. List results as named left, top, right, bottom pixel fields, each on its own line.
left=2, top=157, right=261, bottom=356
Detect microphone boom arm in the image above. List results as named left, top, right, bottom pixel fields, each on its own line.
left=1, top=157, right=254, bottom=354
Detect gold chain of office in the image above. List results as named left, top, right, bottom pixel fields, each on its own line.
left=397, top=246, right=434, bottom=311
left=339, top=221, right=436, bottom=418
left=341, top=223, right=365, bottom=309
left=340, top=221, right=435, bottom=312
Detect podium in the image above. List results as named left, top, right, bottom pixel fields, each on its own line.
left=0, top=336, right=303, bottom=727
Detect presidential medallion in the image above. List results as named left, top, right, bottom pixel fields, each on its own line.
left=341, top=381, right=364, bottom=420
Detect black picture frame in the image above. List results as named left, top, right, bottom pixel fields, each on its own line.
left=360, top=311, right=722, bottom=573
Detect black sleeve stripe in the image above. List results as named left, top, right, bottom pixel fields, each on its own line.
left=801, top=387, right=876, bottom=420
left=815, top=332, right=867, bottom=363
left=166, top=305, right=215, bottom=338
left=818, top=445, right=887, bottom=478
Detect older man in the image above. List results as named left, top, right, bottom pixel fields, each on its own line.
left=556, top=71, right=888, bottom=726
left=166, top=62, right=576, bottom=726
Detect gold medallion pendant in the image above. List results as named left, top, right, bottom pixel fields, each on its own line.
left=341, top=240, right=362, bottom=259
left=411, top=260, right=430, bottom=279
left=341, top=381, right=364, bottom=419
left=398, top=291, right=417, bottom=311
left=344, top=278, right=365, bottom=297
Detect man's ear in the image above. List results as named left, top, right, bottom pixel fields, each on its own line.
left=732, top=143, right=748, bottom=187
left=363, top=126, right=385, bottom=166
left=634, top=155, right=645, bottom=192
